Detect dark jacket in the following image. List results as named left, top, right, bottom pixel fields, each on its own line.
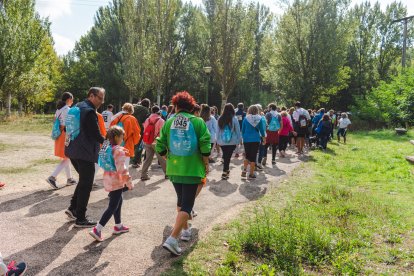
left=65, top=100, right=104, bottom=163
left=317, top=120, right=332, bottom=136
left=133, top=104, right=150, bottom=132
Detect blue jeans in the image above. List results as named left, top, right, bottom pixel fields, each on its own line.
left=99, top=188, right=123, bottom=226
left=319, top=135, right=329, bottom=150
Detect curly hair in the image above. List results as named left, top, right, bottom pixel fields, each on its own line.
left=171, top=91, right=196, bottom=112
left=122, top=103, right=134, bottom=114
left=106, top=125, right=125, bottom=145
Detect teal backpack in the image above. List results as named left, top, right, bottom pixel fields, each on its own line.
left=268, top=114, right=281, bottom=131
left=51, top=114, right=61, bottom=140
left=169, top=114, right=198, bottom=156
left=114, top=114, right=126, bottom=146
left=65, top=106, right=81, bottom=142
left=221, top=124, right=233, bottom=143
left=98, top=140, right=117, bottom=171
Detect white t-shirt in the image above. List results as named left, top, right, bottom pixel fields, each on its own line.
left=292, top=108, right=311, bottom=122
left=55, top=105, right=70, bottom=126
left=102, top=110, right=114, bottom=130
left=338, top=118, right=351, bottom=129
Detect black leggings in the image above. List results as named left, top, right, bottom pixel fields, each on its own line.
left=220, top=145, right=236, bottom=172
left=244, top=142, right=260, bottom=163
left=99, top=188, right=123, bottom=226
left=265, top=143, right=278, bottom=160
left=279, top=135, right=289, bottom=151
left=173, top=183, right=199, bottom=216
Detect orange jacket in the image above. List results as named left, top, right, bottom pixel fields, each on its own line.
left=110, top=113, right=141, bottom=157
left=97, top=112, right=107, bottom=138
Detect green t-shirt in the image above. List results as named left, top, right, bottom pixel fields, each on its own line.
left=155, top=111, right=211, bottom=184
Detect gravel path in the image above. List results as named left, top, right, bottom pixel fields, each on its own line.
left=0, top=132, right=302, bottom=275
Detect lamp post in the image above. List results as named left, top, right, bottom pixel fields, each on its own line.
left=203, top=66, right=212, bottom=104
left=392, top=15, right=414, bottom=69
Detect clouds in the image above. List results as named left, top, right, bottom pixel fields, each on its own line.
left=53, top=33, right=75, bottom=56
left=36, top=0, right=72, bottom=20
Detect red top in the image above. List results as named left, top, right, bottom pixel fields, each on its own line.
left=279, top=116, right=293, bottom=136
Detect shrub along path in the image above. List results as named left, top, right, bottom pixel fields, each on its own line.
left=0, top=128, right=302, bottom=275
left=165, top=130, right=414, bottom=275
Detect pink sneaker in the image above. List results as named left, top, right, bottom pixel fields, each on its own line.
left=113, top=225, right=129, bottom=235
left=89, top=227, right=103, bottom=242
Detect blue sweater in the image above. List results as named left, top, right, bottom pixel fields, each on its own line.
left=242, top=115, right=266, bottom=143
left=216, top=116, right=242, bottom=146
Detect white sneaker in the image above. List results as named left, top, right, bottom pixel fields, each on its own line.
left=163, top=237, right=182, bottom=256
left=180, top=228, right=192, bottom=241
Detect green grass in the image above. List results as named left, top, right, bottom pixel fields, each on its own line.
left=0, top=158, right=58, bottom=175
left=164, top=130, right=414, bottom=275
left=0, top=114, right=53, bottom=134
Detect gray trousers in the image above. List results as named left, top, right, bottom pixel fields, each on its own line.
left=141, top=144, right=166, bottom=176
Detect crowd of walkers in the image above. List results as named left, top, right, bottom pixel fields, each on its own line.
left=0, top=87, right=354, bottom=276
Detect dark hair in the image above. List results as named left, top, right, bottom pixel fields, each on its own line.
left=295, top=101, right=301, bottom=107
left=268, top=103, right=277, bottom=111
left=57, top=92, right=73, bottom=109
left=107, top=104, right=113, bottom=109
left=320, top=108, right=325, bottom=113
left=322, top=114, right=330, bottom=121
left=218, top=103, right=235, bottom=129
left=200, top=104, right=211, bottom=122
left=151, top=105, right=160, bottom=114
left=106, top=125, right=125, bottom=145
left=192, top=104, right=201, bottom=115
left=171, top=91, right=196, bottom=112
left=237, top=103, right=244, bottom=109
left=141, top=98, right=150, bottom=108
left=87, top=87, right=105, bottom=97
left=281, top=106, right=287, bottom=111
left=167, top=105, right=174, bottom=115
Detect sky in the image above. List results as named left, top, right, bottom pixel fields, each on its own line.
left=34, top=0, right=414, bottom=56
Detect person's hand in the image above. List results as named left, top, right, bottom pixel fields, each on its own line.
left=293, top=131, right=297, bottom=136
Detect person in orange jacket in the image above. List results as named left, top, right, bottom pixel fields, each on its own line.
left=110, top=103, right=141, bottom=167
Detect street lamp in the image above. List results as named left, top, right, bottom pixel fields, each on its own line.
left=203, top=66, right=212, bottom=104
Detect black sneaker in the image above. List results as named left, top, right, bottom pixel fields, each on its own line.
left=65, top=209, right=77, bottom=221
left=272, top=159, right=276, bottom=165
left=74, top=218, right=96, bottom=228
left=6, top=261, right=27, bottom=276
left=46, top=176, right=59, bottom=190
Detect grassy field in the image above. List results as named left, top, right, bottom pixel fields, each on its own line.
left=0, top=114, right=53, bottom=134
left=164, top=130, right=414, bottom=275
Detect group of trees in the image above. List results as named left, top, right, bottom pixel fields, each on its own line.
left=0, top=0, right=413, bottom=123
left=0, top=0, right=61, bottom=116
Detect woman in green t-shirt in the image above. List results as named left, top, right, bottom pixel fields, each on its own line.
left=156, top=91, right=211, bottom=256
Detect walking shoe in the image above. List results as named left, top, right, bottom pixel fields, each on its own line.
left=249, top=173, right=257, bottom=179
left=113, top=225, right=130, bottom=235
left=180, top=228, right=192, bottom=242
left=241, top=171, right=247, bottom=178
left=221, top=172, right=229, bottom=180
left=255, top=164, right=264, bottom=171
left=208, top=158, right=215, bottom=163
left=89, top=227, right=103, bottom=242
left=65, top=208, right=77, bottom=221
left=74, top=218, right=96, bottom=228
left=163, top=237, right=182, bottom=256
left=190, top=210, right=198, bottom=219
left=46, top=176, right=59, bottom=190
left=272, top=159, right=276, bottom=165
left=131, top=163, right=140, bottom=168
left=6, top=260, right=27, bottom=276
left=66, top=178, right=77, bottom=186
left=261, top=157, right=267, bottom=166
left=141, top=175, right=150, bottom=181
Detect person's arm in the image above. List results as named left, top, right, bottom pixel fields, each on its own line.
left=155, top=122, right=168, bottom=156
left=278, top=115, right=283, bottom=133
left=84, top=111, right=105, bottom=144
left=114, top=147, right=133, bottom=189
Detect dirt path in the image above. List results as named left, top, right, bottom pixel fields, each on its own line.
left=0, top=132, right=302, bottom=275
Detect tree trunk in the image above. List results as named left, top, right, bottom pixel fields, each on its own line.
left=6, top=91, right=11, bottom=117
left=18, top=100, right=23, bottom=116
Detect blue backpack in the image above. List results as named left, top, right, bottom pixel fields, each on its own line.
left=169, top=114, right=198, bottom=156
left=268, top=114, right=281, bottom=131
left=221, top=124, right=233, bottom=143
left=51, top=114, right=61, bottom=140
left=65, top=107, right=81, bottom=142
left=98, top=140, right=116, bottom=171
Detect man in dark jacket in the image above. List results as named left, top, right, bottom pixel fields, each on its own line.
left=131, top=98, right=150, bottom=167
left=65, top=87, right=105, bottom=227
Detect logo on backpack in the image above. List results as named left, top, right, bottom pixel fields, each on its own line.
left=65, top=106, right=81, bottom=145
left=51, top=114, right=61, bottom=140
left=221, top=124, right=233, bottom=143
left=98, top=140, right=116, bottom=171
left=169, top=114, right=198, bottom=156
left=143, top=117, right=160, bottom=145
left=299, top=114, right=308, bottom=128
left=268, top=114, right=281, bottom=131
